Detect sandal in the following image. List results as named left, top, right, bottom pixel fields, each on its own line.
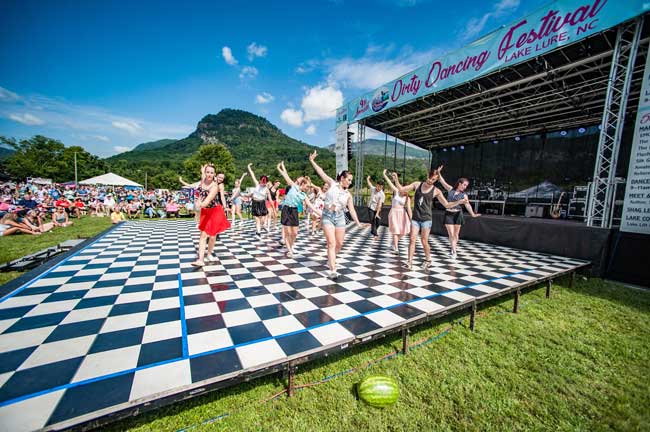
left=190, top=260, right=205, bottom=267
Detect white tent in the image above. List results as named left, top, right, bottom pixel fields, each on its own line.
left=79, top=172, right=142, bottom=187
left=510, top=181, right=562, bottom=198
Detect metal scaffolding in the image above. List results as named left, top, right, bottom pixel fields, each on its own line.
left=587, top=17, right=644, bottom=227
left=353, top=121, right=365, bottom=206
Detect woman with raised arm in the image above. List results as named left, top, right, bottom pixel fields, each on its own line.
left=366, top=175, right=385, bottom=240
left=276, top=161, right=316, bottom=258
left=247, top=163, right=272, bottom=238
left=191, top=164, right=231, bottom=267
left=230, top=172, right=247, bottom=226
left=310, top=183, right=328, bottom=236
left=382, top=169, right=411, bottom=254
left=394, top=168, right=468, bottom=270
left=266, top=180, right=281, bottom=231
left=309, top=150, right=364, bottom=279
left=437, top=167, right=480, bottom=260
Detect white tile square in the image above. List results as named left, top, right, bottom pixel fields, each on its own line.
left=212, top=289, right=244, bottom=302
left=332, top=291, right=364, bottom=304
left=130, top=360, right=192, bottom=401
left=0, top=318, right=19, bottom=333
left=24, top=299, right=80, bottom=317
left=309, top=322, right=354, bottom=346
left=142, top=320, right=182, bottom=343
left=283, top=299, right=317, bottom=314
left=366, top=309, right=404, bottom=328
left=19, top=335, right=95, bottom=370
left=246, top=294, right=279, bottom=308
left=60, top=305, right=112, bottom=324
left=295, top=287, right=328, bottom=299
left=73, top=345, right=141, bottom=382
left=100, top=312, right=148, bottom=333
left=115, top=291, right=152, bottom=304
left=0, top=294, right=49, bottom=309
left=0, top=326, right=55, bottom=352
left=153, top=280, right=178, bottom=290
left=84, top=285, right=123, bottom=298
left=265, top=283, right=293, bottom=293
left=372, top=284, right=402, bottom=295
left=149, top=297, right=180, bottom=311
left=322, top=304, right=358, bottom=320
left=368, top=295, right=402, bottom=308
left=279, top=274, right=304, bottom=283
left=435, top=281, right=466, bottom=290
left=262, top=315, right=304, bottom=337
left=236, top=339, right=286, bottom=369
left=441, top=290, right=475, bottom=302
left=338, top=281, right=366, bottom=291
left=182, top=285, right=212, bottom=296
left=187, top=328, right=232, bottom=355
left=56, top=282, right=95, bottom=292
left=185, top=302, right=221, bottom=319
left=221, top=309, right=260, bottom=327
left=235, top=278, right=263, bottom=289
left=0, top=389, right=65, bottom=432
left=29, top=277, right=70, bottom=288
left=405, top=287, right=436, bottom=298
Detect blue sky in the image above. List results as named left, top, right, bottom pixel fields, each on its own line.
left=0, top=0, right=547, bottom=157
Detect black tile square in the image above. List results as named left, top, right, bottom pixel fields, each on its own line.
left=155, top=274, right=178, bottom=283
left=44, top=290, right=88, bottom=303
left=340, top=316, right=381, bottom=336
left=240, top=287, right=269, bottom=297
left=430, top=294, right=460, bottom=307
left=254, top=304, right=291, bottom=320
left=276, top=331, right=322, bottom=356
left=130, top=270, right=156, bottom=278
left=137, top=337, right=183, bottom=367
left=183, top=277, right=209, bottom=287
left=274, top=291, right=304, bottom=302
left=76, top=295, right=118, bottom=309
left=308, top=295, right=342, bottom=308
left=0, top=346, right=37, bottom=374
left=152, top=288, right=179, bottom=300
left=258, top=277, right=282, bottom=285
left=122, top=284, right=154, bottom=294
left=190, top=349, right=242, bottom=383
left=92, top=279, right=127, bottom=289
left=347, top=300, right=380, bottom=314
left=230, top=272, right=255, bottom=281
left=186, top=314, right=226, bottom=334
left=0, top=305, right=34, bottom=320
left=293, top=310, right=334, bottom=328
left=219, top=298, right=251, bottom=313
left=15, top=285, right=60, bottom=296
left=45, top=318, right=105, bottom=343
left=106, top=266, right=133, bottom=274
left=355, top=288, right=382, bottom=299
left=109, top=301, right=150, bottom=316
left=41, top=270, right=77, bottom=279
left=389, top=291, right=417, bottom=302
left=47, top=372, right=135, bottom=425
left=389, top=304, right=424, bottom=320
left=228, top=321, right=270, bottom=345
left=5, top=312, right=68, bottom=333
left=184, top=293, right=215, bottom=306
left=89, top=327, right=144, bottom=353
left=84, top=263, right=111, bottom=270
left=146, top=308, right=180, bottom=325
left=0, top=357, right=83, bottom=403
left=289, top=280, right=314, bottom=289
left=67, top=274, right=102, bottom=283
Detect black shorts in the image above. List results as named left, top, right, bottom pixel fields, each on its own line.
left=281, top=206, right=299, bottom=227
left=252, top=200, right=268, bottom=217
left=444, top=210, right=464, bottom=226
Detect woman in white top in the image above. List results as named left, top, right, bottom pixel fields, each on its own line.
left=247, top=163, right=272, bottom=238
left=230, top=172, right=247, bottom=226
left=309, top=150, right=364, bottom=279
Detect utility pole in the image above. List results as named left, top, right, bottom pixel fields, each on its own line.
left=74, top=152, right=78, bottom=189
left=145, top=172, right=148, bottom=190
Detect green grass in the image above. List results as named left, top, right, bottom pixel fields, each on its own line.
left=105, top=278, right=650, bottom=432
left=0, top=217, right=113, bottom=284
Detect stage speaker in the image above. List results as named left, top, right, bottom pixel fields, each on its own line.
left=573, top=186, right=588, bottom=200
left=568, top=200, right=585, bottom=219
left=525, top=205, right=544, bottom=218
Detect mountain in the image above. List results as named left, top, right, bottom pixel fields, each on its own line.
left=105, top=109, right=337, bottom=187
left=131, top=139, right=177, bottom=152
left=328, top=138, right=429, bottom=160
left=0, top=147, right=15, bottom=160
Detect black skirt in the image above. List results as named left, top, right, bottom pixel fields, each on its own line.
left=252, top=200, right=268, bottom=217
left=281, top=206, right=300, bottom=227
left=444, top=210, right=464, bottom=226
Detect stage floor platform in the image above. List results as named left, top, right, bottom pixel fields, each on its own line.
left=0, top=220, right=588, bottom=431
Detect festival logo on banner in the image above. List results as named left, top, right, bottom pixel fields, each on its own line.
left=372, top=87, right=390, bottom=112
left=354, top=98, right=369, bottom=119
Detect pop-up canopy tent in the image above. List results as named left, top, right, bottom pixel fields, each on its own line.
left=79, top=173, right=142, bottom=188
left=510, top=181, right=563, bottom=199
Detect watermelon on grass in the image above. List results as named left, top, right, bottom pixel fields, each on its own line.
left=358, top=375, right=399, bottom=408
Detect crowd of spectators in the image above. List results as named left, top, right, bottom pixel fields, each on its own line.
left=0, top=181, right=196, bottom=236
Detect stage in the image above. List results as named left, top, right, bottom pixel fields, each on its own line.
left=0, top=220, right=588, bottom=431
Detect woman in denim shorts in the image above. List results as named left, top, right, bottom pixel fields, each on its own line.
left=309, top=150, right=364, bottom=280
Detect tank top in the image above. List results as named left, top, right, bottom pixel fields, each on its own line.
left=198, top=183, right=221, bottom=208
left=324, top=182, right=350, bottom=212
left=252, top=184, right=267, bottom=201
left=413, top=182, right=435, bottom=222
left=447, top=189, right=466, bottom=211
left=392, top=194, right=406, bottom=209
left=269, top=187, right=278, bottom=201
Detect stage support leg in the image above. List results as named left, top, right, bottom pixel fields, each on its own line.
left=287, top=363, right=296, bottom=397
left=401, top=328, right=409, bottom=355
left=546, top=279, right=552, bottom=299
left=569, top=272, right=575, bottom=289
left=513, top=288, right=520, bottom=313
left=470, top=301, right=477, bottom=331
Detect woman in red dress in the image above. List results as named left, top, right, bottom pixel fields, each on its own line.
left=192, top=164, right=231, bottom=267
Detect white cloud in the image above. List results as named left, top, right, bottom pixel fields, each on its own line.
left=113, top=146, right=132, bottom=153
left=280, top=108, right=304, bottom=127
left=305, top=124, right=317, bottom=135
left=247, top=42, right=268, bottom=61
left=464, top=0, right=520, bottom=40
left=295, top=60, right=319, bottom=74
left=95, top=135, right=110, bottom=142
left=0, top=86, right=20, bottom=102
left=255, top=92, right=274, bottom=104
left=112, top=119, right=144, bottom=135
left=301, top=84, right=344, bottom=121
left=8, top=113, right=45, bottom=125
left=239, top=66, right=258, bottom=80
left=222, top=46, right=238, bottom=65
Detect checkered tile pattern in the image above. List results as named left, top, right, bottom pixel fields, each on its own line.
left=0, top=220, right=586, bottom=431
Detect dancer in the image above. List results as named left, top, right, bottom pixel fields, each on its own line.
left=366, top=175, right=385, bottom=240
left=179, top=175, right=200, bottom=226
left=310, top=183, right=328, bottom=235
left=247, top=163, right=272, bottom=238
left=276, top=161, right=316, bottom=258
left=394, top=169, right=468, bottom=269
left=309, top=150, right=364, bottom=279
left=266, top=180, right=281, bottom=231
left=382, top=169, right=412, bottom=254
left=191, top=165, right=231, bottom=267
left=230, top=172, right=247, bottom=226
left=437, top=167, right=480, bottom=259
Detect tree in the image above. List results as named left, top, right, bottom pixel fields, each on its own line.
left=183, top=143, right=236, bottom=186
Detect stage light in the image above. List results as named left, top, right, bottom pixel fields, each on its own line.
left=560, top=130, right=567, bottom=136
left=598, top=124, right=602, bottom=130
left=451, top=147, right=456, bottom=151
left=514, top=136, right=521, bottom=141
left=578, top=127, right=586, bottom=134
left=460, top=145, right=465, bottom=150
left=493, top=139, right=499, bottom=144
left=443, top=148, right=447, bottom=152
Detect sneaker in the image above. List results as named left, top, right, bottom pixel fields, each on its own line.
left=279, top=239, right=286, bottom=245
left=392, top=247, right=399, bottom=254
left=451, top=252, right=457, bottom=260
left=286, top=250, right=293, bottom=258
left=327, top=270, right=340, bottom=280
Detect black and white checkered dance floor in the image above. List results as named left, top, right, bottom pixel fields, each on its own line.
left=0, top=220, right=587, bottom=430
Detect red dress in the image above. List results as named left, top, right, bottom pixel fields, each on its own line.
left=197, top=184, right=230, bottom=236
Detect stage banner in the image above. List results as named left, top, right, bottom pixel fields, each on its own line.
left=335, top=107, right=348, bottom=174
left=621, top=41, right=650, bottom=235
left=344, top=0, right=648, bottom=123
